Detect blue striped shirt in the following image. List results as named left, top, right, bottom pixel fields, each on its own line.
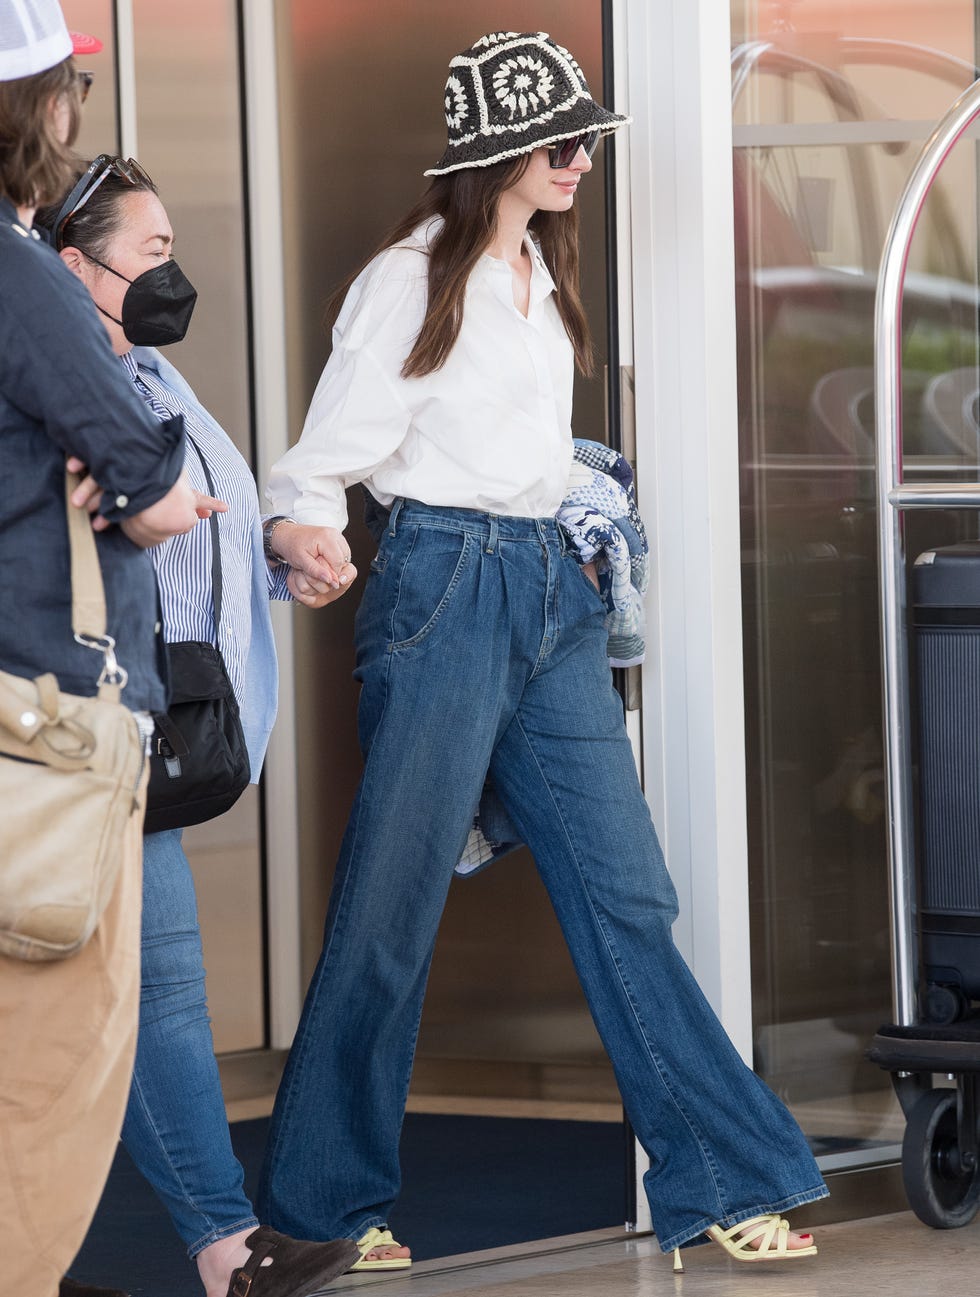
left=120, top=349, right=291, bottom=771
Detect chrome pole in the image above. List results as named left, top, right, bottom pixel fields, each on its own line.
left=875, top=77, right=980, bottom=1026
left=890, top=484, right=980, bottom=509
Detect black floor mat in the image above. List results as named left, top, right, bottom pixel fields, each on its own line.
left=68, top=1112, right=626, bottom=1296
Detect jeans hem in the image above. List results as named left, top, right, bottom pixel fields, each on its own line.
left=656, top=1184, right=830, bottom=1253
left=344, top=1216, right=389, bottom=1243
left=187, top=1215, right=261, bottom=1260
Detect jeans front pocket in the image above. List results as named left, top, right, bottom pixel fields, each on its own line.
left=563, top=553, right=608, bottom=619
left=388, top=525, right=474, bottom=652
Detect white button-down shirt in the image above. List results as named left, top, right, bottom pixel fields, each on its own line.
left=266, top=219, right=575, bottom=531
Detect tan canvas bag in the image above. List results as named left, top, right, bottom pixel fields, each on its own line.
left=0, top=474, right=147, bottom=961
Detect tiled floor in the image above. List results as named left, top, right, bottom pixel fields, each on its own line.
left=212, top=1087, right=971, bottom=1297
left=318, top=1213, right=980, bottom=1297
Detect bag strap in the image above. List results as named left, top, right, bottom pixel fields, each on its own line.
left=66, top=469, right=107, bottom=638
left=185, top=435, right=224, bottom=634
left=64, top=470, right=126, bottom=698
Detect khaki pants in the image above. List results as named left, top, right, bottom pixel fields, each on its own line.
left=0, top=804, right=143, bottom=1297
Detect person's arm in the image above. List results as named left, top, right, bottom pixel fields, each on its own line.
left=7, top=254, right=191, bottom=524
left=265, top=251, right=426, bottom=533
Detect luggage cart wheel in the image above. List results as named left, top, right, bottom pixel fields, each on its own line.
left=902, top=1088, right=980, bottom=1228
left=922, top=984, right=969, bottom=1025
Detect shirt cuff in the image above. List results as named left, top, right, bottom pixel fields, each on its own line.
left=97, top=414, right=186, bottom=524
left=268, top=561, right=294, bottom=602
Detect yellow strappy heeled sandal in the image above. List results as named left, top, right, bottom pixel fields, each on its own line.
left=349, top=1226, right=413, bottom=1272
left=671, top=1213, right=817, bottom=1271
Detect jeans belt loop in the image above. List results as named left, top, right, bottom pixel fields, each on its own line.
left=387, top=496, right=404, bottom=537
left=485, top=513, right=499, bottom=555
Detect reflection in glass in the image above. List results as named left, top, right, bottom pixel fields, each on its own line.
left=66, top=0, right=116, bottom=158
left=132, top=0, right=264, bottom=1053
left=733, top=2, right=980, bottom=1164
left=63, top=0, right=265, bottom=1054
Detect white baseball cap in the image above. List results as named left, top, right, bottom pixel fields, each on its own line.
left=0, top=0, right=102, bottom=82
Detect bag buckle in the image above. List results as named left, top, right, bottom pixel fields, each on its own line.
left=74, top=632, right=129, bottom=689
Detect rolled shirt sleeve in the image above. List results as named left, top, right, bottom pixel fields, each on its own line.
left=0, top=221, right=186, bottom=709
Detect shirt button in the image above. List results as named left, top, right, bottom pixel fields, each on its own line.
left=115, top=494, right=129, bottom=508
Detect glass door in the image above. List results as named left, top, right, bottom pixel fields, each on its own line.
left=274, top=0, right=629, bottom=1250
left=732, top=1, right=980, bottom=1167
left=69, top=0, right=266, bottom=1054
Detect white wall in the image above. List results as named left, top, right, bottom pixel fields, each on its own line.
left=615, top=0, right=753, bottom=1058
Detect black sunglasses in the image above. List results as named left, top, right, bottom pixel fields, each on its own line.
left=52, top=154, right=154, bottom=250
left=77, top=70, right=94, bottom=102
left=548, top=130, right=601, bottom=169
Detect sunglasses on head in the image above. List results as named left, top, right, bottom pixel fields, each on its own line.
left=548, top=130, right=601, bottom=169
left=77, top=70, right=94, bottom=102
left=52, top=154, right=154, bottom=250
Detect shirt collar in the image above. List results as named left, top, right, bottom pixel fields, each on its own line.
left=1, top=196, right=41, bottom=241
left=524, top=232, right=557, bottom=303
left=479, top=231, right=556, bottom=317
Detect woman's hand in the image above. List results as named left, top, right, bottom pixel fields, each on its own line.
left=67, top=455, right=109, bottom=530
left=194, top=493, right=227, bottom=519
left=68, top=456, right=227, bottom=541
left=268, top=522, right=353, bottom=590
left=287, top=563, right=358, bottom=608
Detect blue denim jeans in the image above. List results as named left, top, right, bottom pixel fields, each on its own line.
left=257, top=501, right=828, bottom=1253
left=122, top=828, right=258, bottom=1256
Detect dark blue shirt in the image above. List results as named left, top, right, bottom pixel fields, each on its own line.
left=0, top=198, right=186, bottom=711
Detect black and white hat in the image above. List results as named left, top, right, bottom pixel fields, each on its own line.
left=424, top=31, right=630, bottom=176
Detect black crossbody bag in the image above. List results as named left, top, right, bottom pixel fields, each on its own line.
left=143, top=438, right=251, bottom=834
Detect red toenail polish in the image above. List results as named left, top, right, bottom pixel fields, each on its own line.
left=800, top=1234, right=812, bottom=1241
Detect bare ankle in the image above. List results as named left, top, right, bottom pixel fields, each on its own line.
left=196, top=1229, right=267, bottom=1297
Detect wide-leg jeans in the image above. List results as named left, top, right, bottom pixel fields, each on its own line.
left=257, top=501, right=828, bottom=1253
left=121, top=828, right=259, bottom=1256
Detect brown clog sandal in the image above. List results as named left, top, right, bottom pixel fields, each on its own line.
left=226, top=1226, right=360, bottom=1297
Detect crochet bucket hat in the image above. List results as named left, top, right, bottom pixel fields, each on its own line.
left=424, top=31, right=630, bottom=176
left=0, top=0, right=101, bottom=82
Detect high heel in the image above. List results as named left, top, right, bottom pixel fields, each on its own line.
left=672, top=1247, right=684, bottom=1273
left=224, top=1226, right=360, bottom=1297
left=704, top=1214, right=817, bottom=1262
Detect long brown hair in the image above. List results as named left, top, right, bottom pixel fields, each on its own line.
left=0, top=58, right=81, bottom=209
left=325, top=153, right=595, bottom=378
